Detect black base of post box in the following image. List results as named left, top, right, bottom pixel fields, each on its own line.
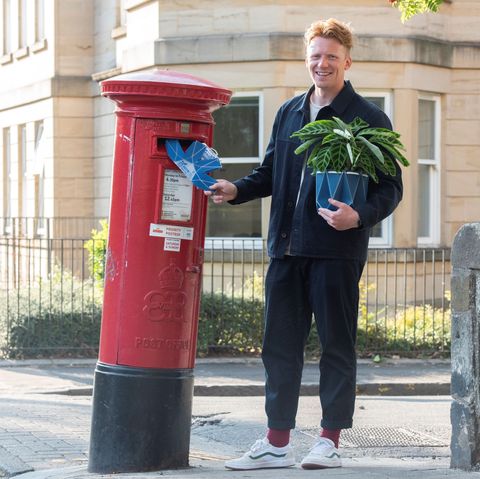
left=88, top=362, right=194, bottom=473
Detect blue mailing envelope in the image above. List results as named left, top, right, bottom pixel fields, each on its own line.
left=165, top=139, right=221, bottom=191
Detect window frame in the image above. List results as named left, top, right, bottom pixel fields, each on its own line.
left=417, top=94, right=441, bottom=246
left=18, top=0, right=27, bottom=49
left=205, top=91, right=264, bottom=249
left=212, top=91, right=264, bottom=165
left=3, top=127, right=12, bottom=233
left=359, top=90, right=394, bottom=248
left=34, top=0, right=45, bottom=42
left=1, top=0, right=12, bottom=56
left=18, top=123, right=27, bottom=217
left=111, top=0, right=127, bottom=39
left=33, top=120, right=46, bottom=235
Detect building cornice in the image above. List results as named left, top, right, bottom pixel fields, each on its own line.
left=154, top=32, right=480, bottom=69
left=0, top=76, right=93, bottom=112
left=92, top=67, right=122, bottom=82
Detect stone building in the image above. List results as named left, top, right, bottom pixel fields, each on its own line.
left=0, top=0, right=479, bottom=249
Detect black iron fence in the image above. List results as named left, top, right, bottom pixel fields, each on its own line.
left=0, top=235, right=451, bottom=359
left=0, top=217, right=105, bottom=240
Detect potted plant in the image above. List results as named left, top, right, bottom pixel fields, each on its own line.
left=290, top=116, right=409, bottom=210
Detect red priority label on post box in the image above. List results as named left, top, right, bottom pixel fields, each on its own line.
left=149, top=223, right=194, bottom=240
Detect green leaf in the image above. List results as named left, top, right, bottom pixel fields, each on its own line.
left=290, top=114, right=409, bottom=179
left=357, top=136, right=385, bottom=165
left=331, top=144, right=348, bottom=171
left=346, top=143, right=353, bottom=164
left=333, top=128, right=352, bottom=140
left=394, top=0, right=444, bottom=23
left=321, top=133, right=340, bottom=145
left=357, top=156, right=378, bottom=183
left=308, top=147, right=330, bottom=172
left=350, top=144, right=362, bottom=168
left=359, top=128, right=401, bottom=139
left=383, top=156, right=398, bottom=176
left=380, top=143, right=410, bottom=167
left=331, top=116, right=348, bottom=129
left=306, top=142, right=326, bottom=170
left=294, top=138, right=319, bottom=155
left=350, top=117, right=369, bottom=133
left=291, top=120, right=335, bottom=140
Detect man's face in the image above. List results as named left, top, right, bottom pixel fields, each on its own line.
left=305, top=36, right=352, bottom=96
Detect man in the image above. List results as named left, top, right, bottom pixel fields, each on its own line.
left=205, top=18, right=404, bottom=470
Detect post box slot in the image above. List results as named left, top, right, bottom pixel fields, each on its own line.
left=156, top=138, right=193, bottom=157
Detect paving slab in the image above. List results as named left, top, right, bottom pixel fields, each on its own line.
left=0, top=358, right=451, bottom=396
left=0, top=358, right=460, bottom=479
left=10, top=458, right=480, bottom=479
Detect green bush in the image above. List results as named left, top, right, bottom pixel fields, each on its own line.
left=84, top=219, right=108, bottom=283
left=183, top=273, right=453, bottom=358
left=0, top=269, right=102, bottom=359
left=356, top=282, right=451, bottom=356
left=0, top=250, right=451, bottom=359
left=198, top=292, right=264, bottom=355
left=357, top=303, right=451, bottom=356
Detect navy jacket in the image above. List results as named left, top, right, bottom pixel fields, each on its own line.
left=230, top=81, right=404, bottom=263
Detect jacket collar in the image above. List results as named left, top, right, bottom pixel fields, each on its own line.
left=295, top=80, right=356, bottom=117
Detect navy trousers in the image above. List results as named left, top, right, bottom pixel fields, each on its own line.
left=262, top=256, right=364, bottom=430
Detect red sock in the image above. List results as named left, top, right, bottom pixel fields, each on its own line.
left=267, top=428, right=290, bottom=447
left=320, top=428, right=341, bottom=448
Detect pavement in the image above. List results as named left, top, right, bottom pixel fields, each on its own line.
left=0, top=357, right=478, bottom=479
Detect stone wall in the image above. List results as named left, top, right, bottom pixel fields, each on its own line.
left=450, top=222, right=480, bottom=470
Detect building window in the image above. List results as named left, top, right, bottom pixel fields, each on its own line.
left=118, top=0, right=126, bottom=26
left=33, top=120, right=45, bottom=232
left=18, top=0, right=27, bottom=48
left=18, top=124, right=27, bottom=217
left=111, top=0, right=127, bottom=39
left=35, top=0, right=45, bottom=41
left=417, top=96, right=440, bottom=245
left=206, top=94, right=263, bottom=246
left=3, top=127, right=12, bottom=230
left=362, top=92, right=394, bottom=247
left=2, top=0, right=12, bottom=55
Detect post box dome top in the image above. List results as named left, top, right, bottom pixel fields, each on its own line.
left=101, top=69, right=231, bottom=106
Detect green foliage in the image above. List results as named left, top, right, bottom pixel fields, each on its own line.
left=357, top=304, right=451, bottom=355
left=356, top=282, right=451, bottom=356
left=390, top=0, right=444, bottom=22
left=0, top=268, right=102, bottom=359
left=198, top=293, right=264, bottom=355
left=233, top=270, right=265, bottom=300
left=198, top=271, right=265, bottom=355
left=295, top=281, right=450, bottom=359
left=291, top=116, right=409, bottom=183
left=0, top=263, right=451, bottom=359
left=84, top=219, right=108, bottom=283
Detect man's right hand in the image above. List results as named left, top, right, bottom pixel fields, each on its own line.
left=204, top=179, right=238, bottom=204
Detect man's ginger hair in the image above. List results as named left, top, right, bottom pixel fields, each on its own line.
left=304, top=18, right=353, bottom=52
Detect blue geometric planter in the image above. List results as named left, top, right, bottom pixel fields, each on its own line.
left=316, top=171, right=369, bottom=211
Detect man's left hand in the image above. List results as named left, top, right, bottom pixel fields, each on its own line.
left=318, top=198, right=360, bottom=231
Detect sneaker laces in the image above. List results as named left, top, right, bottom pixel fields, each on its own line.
left=250, top=438, right=269, bottom=453
left=311, top=437, right=335, bottom=452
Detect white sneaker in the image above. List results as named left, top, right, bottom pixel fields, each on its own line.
left=224, top=437, right=295, bottom=470
left=300, top=437, right=342, bottom=469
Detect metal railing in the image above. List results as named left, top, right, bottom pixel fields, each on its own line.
left=0, top=217, right=105, bottom=239
left=0, top=234, right=451, bottom=359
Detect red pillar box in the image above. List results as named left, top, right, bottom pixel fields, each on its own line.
left=88, top=70, right=231, bottom=474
